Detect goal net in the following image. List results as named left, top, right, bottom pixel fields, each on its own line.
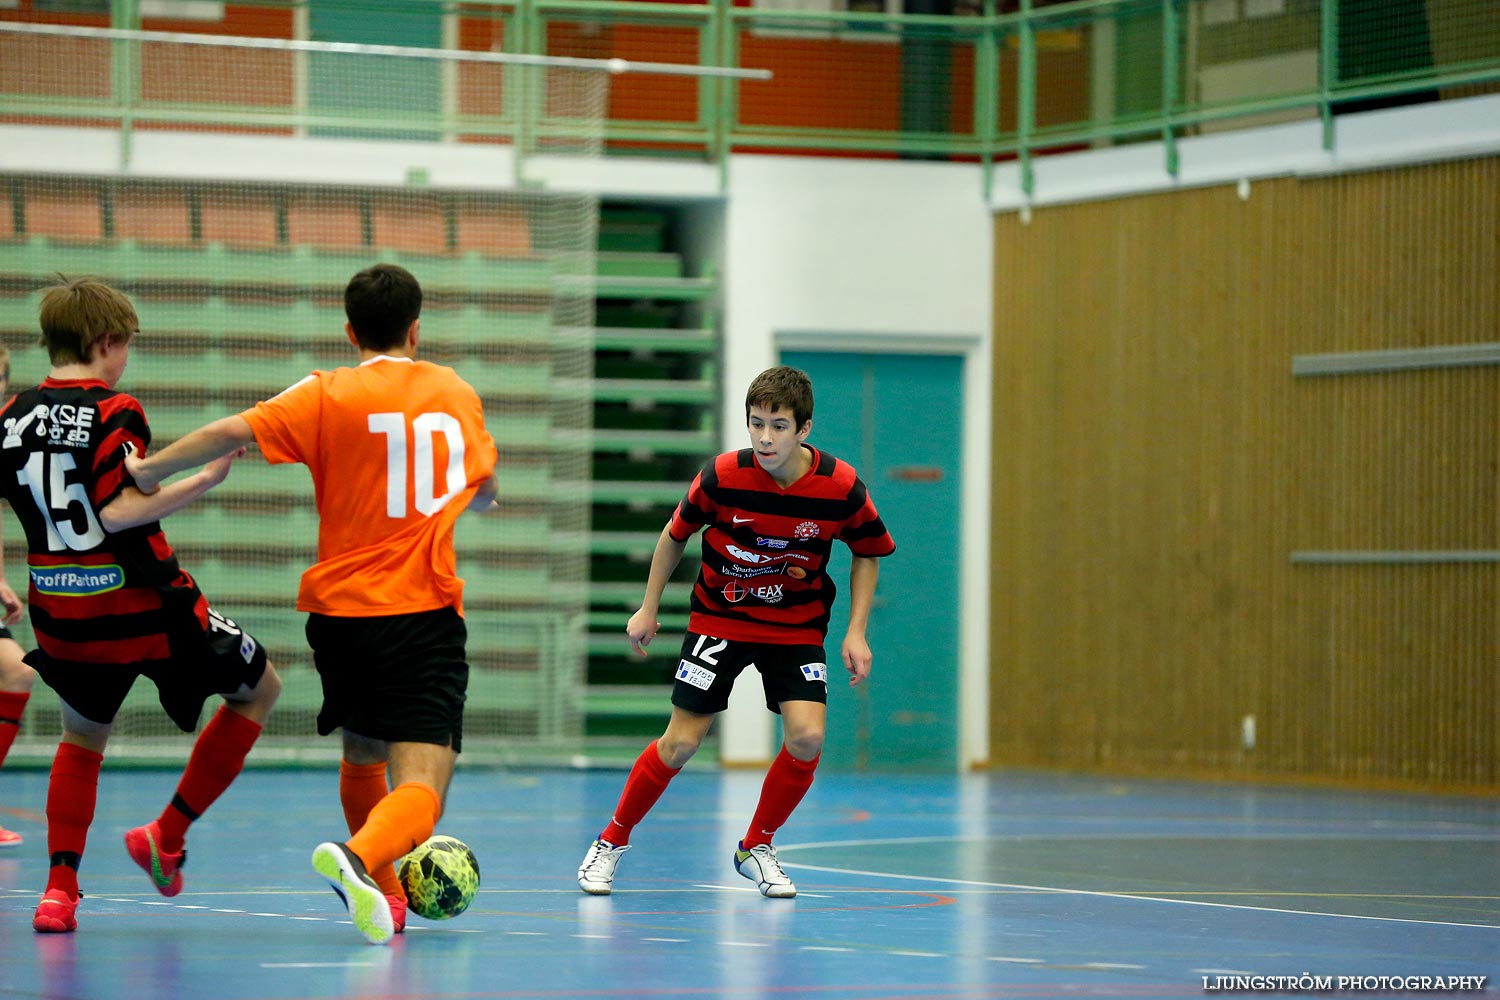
left=0, top=21, right=606, bottom=764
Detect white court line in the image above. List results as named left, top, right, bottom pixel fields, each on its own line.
left=802, top=946, right=854, bottom=952
left=988, top=957, right=1044, bottom=964
left=261, top=962, right=378, bottom=969
left=778, top=822, right=1500, bottom=845
left=691, top=883, right=829, bottom=897
left=777, top=846, right=1500, bottom=930
left=642, top=937, right=687, bottom=943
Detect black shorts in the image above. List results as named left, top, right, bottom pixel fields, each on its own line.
left=26, top=606, right=268, bottom=733
left=669, top=631, right=829, bottom=716
left=306, top=606, right=468, bottom=752
left=0, top=626, right=11, bottom=641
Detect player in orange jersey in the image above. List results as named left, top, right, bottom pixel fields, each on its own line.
left=0, top=344, right=38, bottom=850
left=128, top=263, right=498, bottom=945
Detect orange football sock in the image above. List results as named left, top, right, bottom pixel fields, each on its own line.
left=347, top=781, right=442, bottom=875
left=340, top=760, right=403, bottom=897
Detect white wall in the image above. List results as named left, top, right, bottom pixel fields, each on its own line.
left=718, top=155, right=994, bottom=769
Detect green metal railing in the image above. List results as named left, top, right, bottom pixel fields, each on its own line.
left=1, top=0, right=1496, bottom=194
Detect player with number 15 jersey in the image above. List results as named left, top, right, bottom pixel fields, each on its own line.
left=0, top=277, right=280, bottom=935
left=1, top=381, right=199, bottom=667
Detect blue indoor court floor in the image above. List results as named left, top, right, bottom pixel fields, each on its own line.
left=0, top=765, right=1496, bottom=1000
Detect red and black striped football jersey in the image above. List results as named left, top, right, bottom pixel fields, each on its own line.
left=669, top=446, right=895, bottom=645
left=0, top=379, right=206, bottom=667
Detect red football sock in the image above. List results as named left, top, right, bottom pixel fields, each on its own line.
left=741, top=746, right=819, bottom=849
left=0, top=690, right=29, bottom=768
left=347, top=781, right=442, bottom=874
left=156, top=706, right=262, bottom=853
left=340, top=760, right=403, bottom=897
left=46, top=741, right=104, bottom=897
left=599, top=740, right=681, bottom=847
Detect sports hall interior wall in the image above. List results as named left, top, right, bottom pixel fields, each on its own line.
left=988, top=155, right=1500, bottom=790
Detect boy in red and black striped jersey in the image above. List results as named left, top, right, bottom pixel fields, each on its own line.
left=578, top=366, right=895, bottom=898
left=0, top=344, right=39, bottom=850
left=0, top=279, right=282, bottom=933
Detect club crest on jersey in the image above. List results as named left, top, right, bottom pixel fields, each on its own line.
left=29, top=563, right=124, bottom=596
left=799, top=662, right=828, bottom=684
left=793, top=520, right=820, bottom=540
left=3, top=403, right=96, bottom=450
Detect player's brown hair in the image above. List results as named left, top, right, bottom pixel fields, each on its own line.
left=37, top=277, right=138, bottom=365
left=744, top=365, right=813, bottom=430
left=345, top=263, right=422, bottom=352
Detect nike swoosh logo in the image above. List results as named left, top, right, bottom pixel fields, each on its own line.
left=732, top=516, right=753, bottom=524
left=146, top=830, right=171, bottom=887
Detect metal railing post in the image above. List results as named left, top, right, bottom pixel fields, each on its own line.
left=1018, top=0, right=1036, bottom=198
left=713, top=0, right=733, bottom=188
left=977, top=0, right=999, bottom=201
left=1161, top=0, right=1179, bottom=178
left=1320, top=0, right=1338, bottom=151
left=111, top=0, right=140, bottom=170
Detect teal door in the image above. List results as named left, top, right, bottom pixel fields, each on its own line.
left=781, top=350, right=963, bottom=772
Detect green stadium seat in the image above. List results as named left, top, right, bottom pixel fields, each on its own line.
left=587, top=581, right=693, bottom=610
left=589, top=480, right=686, bottom=506
left=595, top=252, right=683, bottom=280
left=590, top=376, right=715, bottom=406
left=589, top=428, right=717, bottom=456
left=597, top=207, right=668, bottom=254
left=586, top=326, right=716, bottom=353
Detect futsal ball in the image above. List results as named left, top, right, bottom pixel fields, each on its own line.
left=399, top=835, right=480, bottom=920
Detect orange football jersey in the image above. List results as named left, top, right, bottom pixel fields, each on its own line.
left=241, top=356, right=497, bottom=617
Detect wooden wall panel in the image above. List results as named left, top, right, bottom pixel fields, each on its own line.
left=990, top=158, right=1500, bottom=789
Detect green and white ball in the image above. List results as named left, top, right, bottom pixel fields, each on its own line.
left=399, top=835, right=480, bottom=920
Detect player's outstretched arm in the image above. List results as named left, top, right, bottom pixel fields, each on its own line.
left=100, top=448, right=246, bottom=533
left=626, top=523, right=688, bottom=657
left=840, top=555, right=881, bottom=687
left=465, top=472, right=500, bottom=512
left=126, top=415, right=255, bottom=495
